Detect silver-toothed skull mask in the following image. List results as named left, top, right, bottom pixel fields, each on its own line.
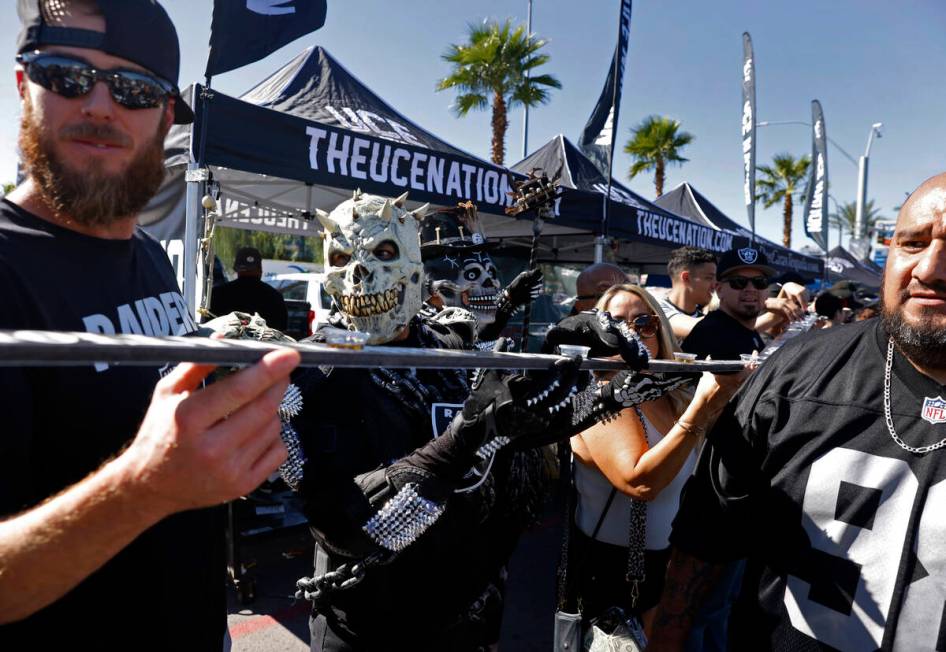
left=319, top=191, right=428, bottom=344
left=425, top=251, right=501, bottom=326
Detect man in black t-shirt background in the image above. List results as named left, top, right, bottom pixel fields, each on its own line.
left=210, top=246, right=289, bottom=331
left=0, top=2, right=300, bottom=648
left=650, top=174, right=946, bottom=651
left=681, top=246, right=772, bottom=361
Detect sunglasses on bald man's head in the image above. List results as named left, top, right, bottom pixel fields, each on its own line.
left=722, top=276, right=770, bottom=290
left=627, top=313, right=660, bottom=338
left=17, top=51, right=175, bottom=111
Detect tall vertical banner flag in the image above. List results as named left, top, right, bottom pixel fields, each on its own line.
left=577, top=0, right=633, bottom=179
left=803, top=100, right=829, bottom=251
left=741, top=32, right=756, bottom=239
left=206, top=0, right=328, bottom=77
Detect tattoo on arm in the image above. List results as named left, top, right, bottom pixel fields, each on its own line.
left=648, top=547, right=727, bottom=650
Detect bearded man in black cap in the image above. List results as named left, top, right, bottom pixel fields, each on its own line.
left=0, top=2, right=300, bottom=648
left=681, top=246, right=775, bottom=360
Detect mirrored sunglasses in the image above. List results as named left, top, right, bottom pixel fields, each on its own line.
left=723, top=276, right=770, bottom=290
left=628, top=313, right=660, bottom=338
left=17, top=52, right=175, bottom=111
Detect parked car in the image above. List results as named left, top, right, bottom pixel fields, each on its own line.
left=264, top=272, right=333, bottom=338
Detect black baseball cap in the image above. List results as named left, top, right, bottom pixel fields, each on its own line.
left=16, top=0, right=193, bottom=124
left=716, top=246, right=776, bottom=279
left=234, top=247, right=263, bottom=273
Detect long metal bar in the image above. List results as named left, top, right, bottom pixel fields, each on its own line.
left=0, top=330, right=746, bottom=373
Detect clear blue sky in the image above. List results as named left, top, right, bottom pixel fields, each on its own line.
left=1, top=0, right=943, bottom=250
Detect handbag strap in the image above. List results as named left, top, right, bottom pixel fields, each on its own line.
left=626, top=407, right=649, bottom=607
left=554, top=442, right=574, bottom=612
left=555, top=442, right=619, bottom=612
left=591, top=486, right=618, bottom=540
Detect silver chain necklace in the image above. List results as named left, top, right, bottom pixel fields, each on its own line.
left=884, top=337, right=946, bottom=454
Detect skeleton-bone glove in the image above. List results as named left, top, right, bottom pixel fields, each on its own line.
left=543, top=310, right=650, bottom=370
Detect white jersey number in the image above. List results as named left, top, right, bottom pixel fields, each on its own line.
left=783, top=447, right=946, bottom=650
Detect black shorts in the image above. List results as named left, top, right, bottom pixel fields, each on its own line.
left=567, top=527, right=670, bottom=621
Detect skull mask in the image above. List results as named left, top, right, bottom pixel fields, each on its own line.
left=425, top=251, right=501, bottom=326
left=318, top=191, right=428, bottom=344
left=420, top=203, right=502, bottom=327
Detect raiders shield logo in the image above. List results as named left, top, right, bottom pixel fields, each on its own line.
left=738, top=247, right=759, bottom=264
left=431, top=402, right=464, bottom=437
left=922, top=396, right=946, bottom=424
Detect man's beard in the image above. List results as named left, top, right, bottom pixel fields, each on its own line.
left=881, top=290, right=946, bottom=369
left=730, top=300, right=763, bottom=322
left=18, top=96, right=168, bottom=226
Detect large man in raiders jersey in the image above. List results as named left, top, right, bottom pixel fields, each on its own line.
left=649, top=172, right=946, bottom=651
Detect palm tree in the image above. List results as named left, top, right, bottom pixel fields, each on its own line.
left=756, top=153, right=811, bottom=249
left=829, top=199, right=885, bottom=249
left=437, top=20, right=560, bottom=166
left=624, top=116, right=694, bottom=197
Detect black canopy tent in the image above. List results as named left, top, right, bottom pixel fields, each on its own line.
left=141, top=47, right=783, bottom=306
left=654, top=182, right=824, bottom=279
left=141, top=46, right=541, bottom=308
left=506, top=135, right=743, bottom=272
left=824, top=246, right=882, bottom=288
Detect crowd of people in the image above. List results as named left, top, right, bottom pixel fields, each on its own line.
left=3, top=2, right=946, bottom=652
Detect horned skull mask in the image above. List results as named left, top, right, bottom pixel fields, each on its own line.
left=318, top=191, right=428, bottom=344
left=425, top=251, right=501, bottom=326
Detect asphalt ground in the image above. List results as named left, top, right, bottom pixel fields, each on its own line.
left=226, top=508, right=562, bottom=651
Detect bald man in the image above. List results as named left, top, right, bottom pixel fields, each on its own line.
left=572, top=262, right=629, bottom=313
left=650, top=173, right=946, bottom=651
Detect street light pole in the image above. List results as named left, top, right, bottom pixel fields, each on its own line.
left=855, top=122, right=883, bottom=240
left=521, top=0, right=533, bottom=160
left=755, top=120, right=858, bottom=167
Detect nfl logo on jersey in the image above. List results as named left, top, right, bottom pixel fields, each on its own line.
left=922, top=396, right=946, bottom=424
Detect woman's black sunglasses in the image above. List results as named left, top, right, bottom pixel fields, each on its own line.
left=17, top=52, right=175, bottom=111
left=723, top=276, right=770, bottom=290
left=627, top=313, right=660, bottom=338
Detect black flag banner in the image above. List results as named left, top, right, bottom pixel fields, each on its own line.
left=206, top=0, right=328, bottom=77
left=741, top=32, right=757, bottom=238
left=803, top=100, right=829, bottom=251
left=577, top=0, right=632, bottom=177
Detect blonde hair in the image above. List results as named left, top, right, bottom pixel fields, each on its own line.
left=595, top=283, right=694, bottom=418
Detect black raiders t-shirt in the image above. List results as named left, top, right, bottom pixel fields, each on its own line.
left=0, top=200, right=225, bottom=650
left=682, top=308, right=765, bottom=359
left=671, top=319, right=946, bottom=651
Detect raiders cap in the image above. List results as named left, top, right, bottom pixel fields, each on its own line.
left=716, top=246, right=777, bottom=279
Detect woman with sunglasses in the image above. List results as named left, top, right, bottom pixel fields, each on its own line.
left=566, top=284, right=748, bottom=635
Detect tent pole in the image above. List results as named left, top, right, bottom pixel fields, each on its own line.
left=183, top=162, right=204, bottom=316
left=184, top=78, right=213, bottom=319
